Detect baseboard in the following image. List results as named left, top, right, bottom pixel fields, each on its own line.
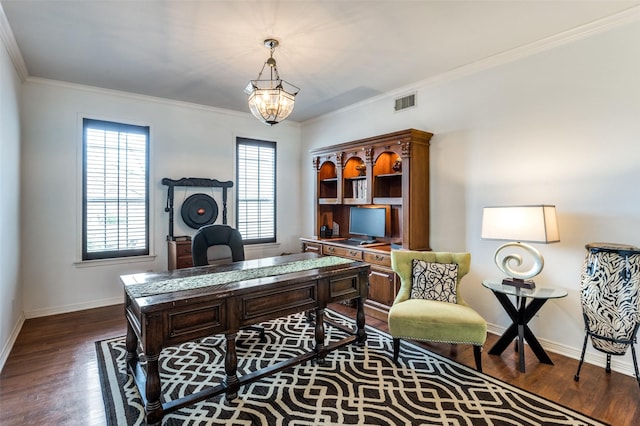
left=486, top=323, right=638, bottom=378
left=24, top=296, right=123, bottom=319
left=0, top=311, right=25, bottom=372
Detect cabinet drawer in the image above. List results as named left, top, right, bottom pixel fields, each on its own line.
left=176, top=256, right=193, bottom=269
left=167, top=300, right=226, bottom=345
left=363, top=251, right=391, bottom=267
left=323, top=244, right=363, bottom=260
left=368, top=266, right=398, bottom=307
left=302, top=241, right=322, bottom=254
left=176, top=242, right=191, bottom=256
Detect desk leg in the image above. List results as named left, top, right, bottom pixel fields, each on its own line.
left=144, top=352, right=163, bottom=425
left=224, top=332, right=239, bottom=402
left=355, top=297, right=367, bottom=346
left=125, top=320, right=138, bottom=366
left=125, top=320, right=163, bottom=424
left=315, top=308, right=326, bottom=364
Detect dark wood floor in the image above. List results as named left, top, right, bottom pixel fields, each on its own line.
left=1, top=303, right=638, bottom=425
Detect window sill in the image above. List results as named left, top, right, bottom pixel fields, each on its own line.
left=245, top=242, right=280, bottom=249
left=74, top=254, right=157, bottom=268
left=244, top=242, right=281, bottom=255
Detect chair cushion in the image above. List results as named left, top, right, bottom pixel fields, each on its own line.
left=411, top=260, right=458, bottom=303
left=388, top=298, right=487, bottom=345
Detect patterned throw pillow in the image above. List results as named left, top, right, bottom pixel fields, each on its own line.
left=411, top=260, right=458, bottom=303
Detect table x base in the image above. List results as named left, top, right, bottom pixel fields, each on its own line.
left=488, top=291, right=553, bottom=372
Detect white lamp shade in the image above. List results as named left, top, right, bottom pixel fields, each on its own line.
left=481, top=205, right=559, bottom=243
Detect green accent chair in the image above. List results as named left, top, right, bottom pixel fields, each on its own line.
left=388, top=250, right=487, bottom=371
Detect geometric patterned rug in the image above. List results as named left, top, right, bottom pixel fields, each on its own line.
left=96, top=310, right=608, bottom=425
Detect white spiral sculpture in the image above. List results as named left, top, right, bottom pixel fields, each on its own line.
left=494, top=242, right=544, bottom=281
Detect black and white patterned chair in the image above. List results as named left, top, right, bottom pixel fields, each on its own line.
left=574, top=242, right=640, bottom=387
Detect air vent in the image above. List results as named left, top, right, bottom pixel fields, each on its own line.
left=394, top=93, right=416, bottom=112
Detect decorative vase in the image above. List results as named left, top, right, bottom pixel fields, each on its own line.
left=392, top=159, right=402, bottom=173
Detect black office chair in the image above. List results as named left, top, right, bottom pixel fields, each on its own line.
left=192, top=224, right=245, bottom=266
left=191, top=224, right=265, bottom=340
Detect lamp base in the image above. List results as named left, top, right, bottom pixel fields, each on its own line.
left=502, top=277, right=536, bottom=290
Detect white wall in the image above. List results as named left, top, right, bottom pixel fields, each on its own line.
left=0, top=24, right=23, bottom=370
left=20, top=80, right=303, bottom=317
left=302, top=20, right=640, bottom=376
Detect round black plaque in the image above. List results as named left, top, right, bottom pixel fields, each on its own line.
left=181, top=193, right=219, bottom=229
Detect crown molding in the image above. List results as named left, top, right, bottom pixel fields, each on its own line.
left=411, top=4, right=640, bottom=92
left=305, top=5, right=640, bottom=125
left=0, top=2, right=28, bottom=81
left=24, top=76, right=302, bottom=127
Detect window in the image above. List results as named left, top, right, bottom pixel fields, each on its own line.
left=236, top=138, right=276, bottom=244
left=82, top=118, right=149, bottom=260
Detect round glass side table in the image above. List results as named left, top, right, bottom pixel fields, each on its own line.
left=482, top=280, right=567, bottom=372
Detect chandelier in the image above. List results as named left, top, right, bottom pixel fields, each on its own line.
left=244, top=39, right=300, bottom=126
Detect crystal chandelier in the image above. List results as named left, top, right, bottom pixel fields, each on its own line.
left=244, top=39, right=300, bottom=125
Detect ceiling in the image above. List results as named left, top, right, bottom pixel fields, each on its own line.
left=2, top=1, right=639, bottom=123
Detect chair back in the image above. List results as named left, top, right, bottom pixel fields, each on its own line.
left=390, top=250, right=471, bottom=306
left=191, top=224, right=245, bottom=266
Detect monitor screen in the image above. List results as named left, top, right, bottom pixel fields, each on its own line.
left=349, top=206, right=387, bottom=239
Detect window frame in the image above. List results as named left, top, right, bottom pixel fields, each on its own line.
left=82, top=118, right=150, bottom=261
left=235, top=137, right=277, bottom=245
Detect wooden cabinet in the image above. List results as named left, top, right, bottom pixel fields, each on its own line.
left=168, top=240, right=193, bottom=271
left=306, top=129, right=431, bottom=320
left=311, top=128, right=432, bottom=250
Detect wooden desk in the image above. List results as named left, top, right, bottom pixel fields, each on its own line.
left=122, top=252, right=369, bottom=425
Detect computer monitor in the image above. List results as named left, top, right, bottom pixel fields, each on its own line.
left=348, top=206, right=388, bottom=243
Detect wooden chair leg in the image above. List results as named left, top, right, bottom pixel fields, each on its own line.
left=473, top=345, right=483, bottom=373
left=450, top=343, right=458, bottom=357
left=393, top=338, right=401, bottom=361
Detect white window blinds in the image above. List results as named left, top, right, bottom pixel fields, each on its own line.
left=236, top=138, right=276, bottom=244
left=83, top=118, right=149, bottom=260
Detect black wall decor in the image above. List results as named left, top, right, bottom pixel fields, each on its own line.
left=181, top=193, right=219, bottom=229
left=162, top=177, right=233, bottom=240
